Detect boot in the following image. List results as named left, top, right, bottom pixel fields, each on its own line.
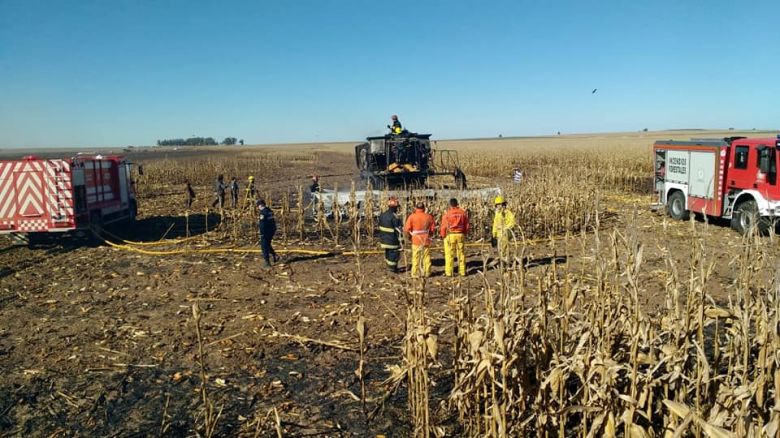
left=262, top=259, right=272, bottom=269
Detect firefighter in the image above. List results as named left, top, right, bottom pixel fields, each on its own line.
left=211, top=175, right=226, bottom=209
left=388, top=115, right=403, bottom=135
left=378, top=196, right=403, bottom=273
left=185, top=180, right=196, bottom=209
left=229, top=176, right=239, bottom=208
left=440, top=198, right=469, bottom=277
left=257, top=199, right=279, bottom=268
left=491, top=195, right=516, bottom=262
left=244, top=176, right=257, bottom=206
left=404, top=201, right=436, bottom=278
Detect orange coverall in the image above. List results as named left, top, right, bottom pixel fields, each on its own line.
left=440, top=206, right=469, bottom=276
left=404, top=208, right=436, bottom=277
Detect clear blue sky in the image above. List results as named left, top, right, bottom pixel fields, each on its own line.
left=1, top=0, right=778, bottom=148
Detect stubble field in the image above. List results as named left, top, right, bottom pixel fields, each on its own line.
left=2, top=130, right=780, bottom=437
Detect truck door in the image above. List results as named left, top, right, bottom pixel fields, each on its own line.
left=755, top=145, right=778, bottom=195
left=727, top=142, right=753, bottom=190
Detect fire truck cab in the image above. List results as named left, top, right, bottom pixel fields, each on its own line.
left=0, top=154, right=137, bottom=243
left=654, top=135, right=780, bottom=234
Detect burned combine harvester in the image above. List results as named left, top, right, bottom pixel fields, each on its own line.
left=355, top=132, right=467, bottom=189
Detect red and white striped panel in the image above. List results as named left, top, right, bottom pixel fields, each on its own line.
left=15, top=161, right=45, bottom=217
left=0, top=160, right=46, bottom=220
left=0, top=162, right=16, bottom=220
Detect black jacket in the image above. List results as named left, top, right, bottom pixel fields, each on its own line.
left=258, top=206, right=276, bottom=236
left=378, top=209, right=402, bottom=246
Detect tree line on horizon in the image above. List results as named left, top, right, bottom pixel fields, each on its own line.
left=156, top=137, right=244, bottom=146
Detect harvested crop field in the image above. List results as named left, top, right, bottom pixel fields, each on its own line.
left=2, top=130, right=780, bottom=437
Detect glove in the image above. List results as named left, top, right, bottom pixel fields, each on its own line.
left=490, top=237, right=497, bottom=248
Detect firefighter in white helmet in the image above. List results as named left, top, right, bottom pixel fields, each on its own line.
left=491, top=195, right=516, bottom=262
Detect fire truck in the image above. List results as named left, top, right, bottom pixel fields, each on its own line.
left=654, top=135, right=780, bottom=234
left=0, top=154, right=137, bottom=243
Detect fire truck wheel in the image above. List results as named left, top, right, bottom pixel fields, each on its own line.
left=667, top=191, right=689, bottom=221
left=731, top=199, right=770, bottom=235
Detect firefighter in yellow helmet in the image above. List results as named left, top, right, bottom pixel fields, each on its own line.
left=491, top=195, right=516, bottom=262
left=244, top=175, right=257, bottom=208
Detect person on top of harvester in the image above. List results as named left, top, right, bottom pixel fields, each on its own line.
left=378, top=196, right=403, bottom=273
left=388, top=115, right=403, bottom=135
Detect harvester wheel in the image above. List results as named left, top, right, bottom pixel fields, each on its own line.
left=667, top=191, right=689, bottom=221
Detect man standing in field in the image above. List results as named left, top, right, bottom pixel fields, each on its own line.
left=491, top=195, right=516, bottom=263
left=229, top=176, right=239, bottom=208
left=185, top=180, right=196, bottom=209
left=440, top=198, right=469, bottom=277
left=378, top=196, right=403, bottom=273
left=212, top=175, right=226, bottom=209
left=257, top=199, right=279, bottom=268
left=404, top=201, right=436, bottom=278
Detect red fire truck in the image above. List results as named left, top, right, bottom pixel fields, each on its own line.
left=654, top=135, right=780, bottom=234
left=0, top=154, right=137, bottom=241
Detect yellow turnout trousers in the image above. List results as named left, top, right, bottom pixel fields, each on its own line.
left=411, top=244, right=432, bottom=278
left=497, top=232, right=512, bottom=261
left=444, top=233, right=466, bottom=276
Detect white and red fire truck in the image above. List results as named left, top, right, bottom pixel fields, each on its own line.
left=654, top=135, right=780, bottom=234
left=0, top=154, right=137, bottom=241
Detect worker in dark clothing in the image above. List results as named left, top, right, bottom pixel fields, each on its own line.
left=310, top=175, right=321, bottom=214
left=185, top=180, right=196, bottom=209
left=257, top=199, right=279, bottom=268
left=388, top=115, right=403, bottom=135
left=229, top=176, right=239, bottom=208
left=211, top=175, right=226, bottom=209
left=378, top=196, right=403, bottom=273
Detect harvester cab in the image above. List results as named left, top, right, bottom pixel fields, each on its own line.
left=355, top=132, right=466, bottom=189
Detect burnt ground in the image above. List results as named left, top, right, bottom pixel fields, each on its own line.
left=1, top=150, right=777, bottom=437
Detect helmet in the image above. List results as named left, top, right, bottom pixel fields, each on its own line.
left=391, top=114, right=398, bottom=120
left=494, top=195, right=506, bottom=205
left=248, top=176, right=254, bottom=181
left=387, top=196, right=399, bottom=208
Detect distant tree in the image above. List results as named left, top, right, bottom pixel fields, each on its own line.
left=156, top=136, right=222, bottom=146
left=239, top=139, right=244, bottom=146
left=643, top=128, right=648, bottom=132
left=222, top=137, right=237, bottom=145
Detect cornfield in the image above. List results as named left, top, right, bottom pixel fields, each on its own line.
left=121, top=131, right=779, bottom=436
